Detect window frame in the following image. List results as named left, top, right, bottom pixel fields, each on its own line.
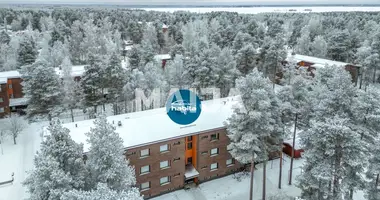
left=0, top=97, right=3, bottom=103
left=0, top=107, right=4, bottom=113
left=160, top=144, right=169, bottom=153
left=160, top=160, right=170, bottom=169
left=141, top=182, right=150, bottom=190
left=226, top=158, right=234, bottom=166
left=140, top=165, right=150, bottom=174
left=160, top=176, right=171, bottom=185
left=210, top=148, right=219, bottom=156
left=210, top=163, right=218, bottom=170
left=140, top=149, right=150, bottom=157
left=210, top=133, right=219, bottom=141
left=187, top=142, right=192, bottom=150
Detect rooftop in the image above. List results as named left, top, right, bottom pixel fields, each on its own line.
left=9, top=98, right=29, bottom=107
left=154, top=54, right=171, bottom=60
left=59, top=97, right=240, bottom=152
left=286, top=52, right=356, bottom=67
left=0, top=77, right=7, bottom=84
left=55, top=65, right=88, bottom=78
left=0, top=71, right=21, bottom=79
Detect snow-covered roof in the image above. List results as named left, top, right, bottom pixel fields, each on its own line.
left=310, top=63, right=326, bottom=69
left=0, top=70, right=21, bottom=79
left=0, top=77, right=7, bottom=84
left=286, top=52, right=352, bottom=68
left=55, top=65, right=88, bottom=78
left=185, top=164, right=199, bottom=179
left=154, top=54, right=171, bottom=60
left=61, top=97, right=239, bottom=152
left=162, top=24, right=168, bottom=29
left=9, top=98, right=29, bottom=107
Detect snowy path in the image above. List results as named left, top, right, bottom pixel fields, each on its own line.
left=0, top=122, right=46, bottom=200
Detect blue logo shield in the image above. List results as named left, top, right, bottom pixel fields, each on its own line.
left=166, top=89, right=202, bottom=125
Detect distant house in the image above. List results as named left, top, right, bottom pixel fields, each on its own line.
left=284, top=52, right=361, bottom=85
left=154, top=54, right=172, bottom=69
left=283, top=137, right=304, bottom=158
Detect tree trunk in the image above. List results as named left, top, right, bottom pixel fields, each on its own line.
left=359, top=67, right=364, bottom=89
left=70, top=108, right=74, bottom=122
left=373, top=65, right=377, bottom=84
left=249, top=159, right=255, bottom=200
left=376, top=173, right=379, bottom=187
left=279, top=151, right=283, bottom=189
left=13, top=134, right=16, bottom=145
left=289, top=113, right=298, bottom=185
left=262, top=160, right=267, bottom=200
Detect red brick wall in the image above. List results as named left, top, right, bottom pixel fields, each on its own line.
left=196, top=129, right=242, bottom=182
left=0, top=83, right=9, bottom=117
left=125, top=138, right=186, bottom=198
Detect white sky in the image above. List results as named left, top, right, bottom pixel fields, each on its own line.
left=0, top=0, right=378, bottom=5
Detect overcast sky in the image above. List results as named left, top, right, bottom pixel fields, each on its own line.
left=0, top=0, right=378, bottom=5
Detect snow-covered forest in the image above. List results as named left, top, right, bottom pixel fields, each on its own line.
left=1, top=6, right=380, bottom=200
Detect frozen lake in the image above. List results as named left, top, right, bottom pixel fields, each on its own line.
left=142, top=6, right=380, bottom=14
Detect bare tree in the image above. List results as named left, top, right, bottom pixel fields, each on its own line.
left=0, top=129, right=6, bottom=154
left=6, top=114, right=27, bottom=145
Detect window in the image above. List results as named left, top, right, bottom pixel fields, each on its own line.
left=211, top=163, right=218, bottom=170
left=160, top=176, right=171, bottom=185
left=160, top=160, right=170, bottom=169
left=210, top=133, right=219, bottom=141
left=140, top=165, right=150, bottom=174
left=140, top=149, right=149, bottom=157
left=201, top=135, right=208, bottom=139
left=187, top=142, right=192, bottom=150
left=187, top=136, right=192, bottom=141
left=187, top=157, right=192, bottom=164
left=226, top=158, right=234, bottom=166
left=173, top=157, right=181, bottom=162
left=9, top=94, right=13, bottom=99
left=0, top=107, right=4, bottom=113
left=8, top=84, right=12, bottom=89
left=141, top=182, right=150, bottom=190
left=160, top=144, right=169, bottom=152
left=0, top=98, right=3, bottom=103
left=211, top=148, right=219, bottom=156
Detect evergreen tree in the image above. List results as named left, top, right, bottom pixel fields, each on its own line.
left=22, top=59, right=64, bottom=121
left=310, top=35, right=328, bottom=59
left=225, top=68, right=282, bottom=200
left=165, top=55, right=187, bottom=88
left=127, top=21, right=143, bottom=44
left=17, top=36, right=38, bottom=68
left=235, top=44, right=257, bottom=75
left=128, top=46, right=141, bottom=70
left=49, top=28, right=65, bottom=47
left=298, top=66, right=366, bottom=200
left=23, top=119, right=87, bottom=200
left=232, top=32, right=254, bottom=54
left=327, top=29, right=350, bottom=62
left=69, top=20, right=85, bottom=65
left=62, top=56, right=82, bottom=122
left=62, top=183, right=142, bottom=200
left=105, top=53, right=126, bottom=115
left=169, top=44, right=184, bottom=59
left=0, top=30, right=10, bottom=45
left=81, top=54, right=106, bottom=115
left=215, top=47, right=240, bottom=97
left=295, top=26, right=311, bottom=55
left=85, top=115, right=138, bottom=192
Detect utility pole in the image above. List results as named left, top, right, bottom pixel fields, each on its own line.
left=289, top=113, right=298, bottom=185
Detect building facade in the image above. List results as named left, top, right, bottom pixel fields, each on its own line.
left=124, top=128, right=243, bottom=199
left=0, top=71, right=25, bottom=117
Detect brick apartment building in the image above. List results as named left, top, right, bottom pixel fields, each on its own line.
left=0, top=70, right=26, bottom=117
left=61, top=97, right=244, bottom=198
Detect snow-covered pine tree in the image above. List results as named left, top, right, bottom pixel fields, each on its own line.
left=23, top=119, right=87, bottom=199
left=21, top=59, right=64, bottom=121
left=165, top=54, right=187, bottom=89
left=295, top=25, right=311, bottom=55
left=225, top=68, right=282, bottom=200
left=62, top=56, right=82, bottom=122
left=235, top=44, right=257, bottom=75
left=62, top=183, right=143, bottom=200
left=85, top=115, right=138, bottom=192
left=327, top=29, right=350, bottom=62
left=310, top=35, right=328, bottom=59
left=215, top=47, right=240, bottom=97
left=298, top=66, right=366, bottom=200
left=81, top=54, right=106, bottom=115
left=128, top=46, right=141, bottom=70
left=0, top=30, right=10, bottom=44
left=17, top=36, right=38, bottom=68
left=105, top=52, right=126, bottom=115
left=232, top=32, right=254, bottom=54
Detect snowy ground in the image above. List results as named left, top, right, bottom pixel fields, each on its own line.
left=142, top=6, right=380, bottom=14
left=152, top=155, right=366, bottom=200
left=0, top=121, right=47, bottom=200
